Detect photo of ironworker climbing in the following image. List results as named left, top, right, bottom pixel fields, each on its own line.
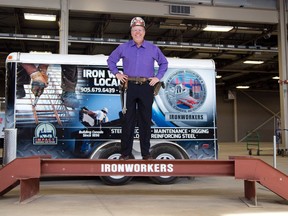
left=16, top=63, right=79, bottom=109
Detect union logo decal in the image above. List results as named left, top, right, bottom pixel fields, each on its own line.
left=164, top=70, right=206, bottom=112
left=33, top=122, right=57, bottom=145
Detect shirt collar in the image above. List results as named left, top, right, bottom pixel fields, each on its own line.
left=130, top=40, right=146, bottom=48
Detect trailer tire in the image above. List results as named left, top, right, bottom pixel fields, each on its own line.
left=149, top=145, right=182, bottom=184
left=98, top=146, right=133, bottom=185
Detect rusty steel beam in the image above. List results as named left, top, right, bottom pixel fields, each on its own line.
left=234, top=158, right=288, bottom=200
left=1, top=157, right=288, bottom=204
left=19, top=178, right=40, bottom=202
left=0, top=157, right=41, bottom=202
left=0, top=157, right=41, bottom=196
left=40, top=159, right=235, bottom=177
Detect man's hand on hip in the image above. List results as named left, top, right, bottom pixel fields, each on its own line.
left=149, top=77, right=159, bottom=86
left=116, top=73, right=128, bottom=83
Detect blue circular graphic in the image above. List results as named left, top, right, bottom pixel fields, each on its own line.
left=164, top=70, right=206, bottom=112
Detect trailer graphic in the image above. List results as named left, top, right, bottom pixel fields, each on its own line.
left=5, top=52, right=217, bottom=185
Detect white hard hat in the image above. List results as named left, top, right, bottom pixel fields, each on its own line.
left=130, top=17, right=145, bottom=28
left=102, top=107, right=108, bottom=114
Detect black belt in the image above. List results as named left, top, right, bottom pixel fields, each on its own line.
left=128, top=77, right=149, bottom=85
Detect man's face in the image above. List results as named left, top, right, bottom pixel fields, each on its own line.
left=131, top=26, right=145, bottom=45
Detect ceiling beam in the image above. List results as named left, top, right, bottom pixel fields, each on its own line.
left=0, top=0, right=60, bottom=10
left=0, top=33, right=278, bottom=53
left=0, top=0, right=278, bottom=24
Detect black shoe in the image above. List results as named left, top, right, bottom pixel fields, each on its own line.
left=142, top=155, right=153, bottom=160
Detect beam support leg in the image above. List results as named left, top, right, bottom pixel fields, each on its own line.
left=19, top=178, right=40, bottom=203
left=241, top=180, right=258, bottom=207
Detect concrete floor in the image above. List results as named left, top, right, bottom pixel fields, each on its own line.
left=1, top=142, right=288, bottom=216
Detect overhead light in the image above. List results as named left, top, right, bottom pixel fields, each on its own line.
left=272, top=76, right=280, bottom=80
left=203, top=25, right=233, bottom=32
left=243, top=60, right=264, bottom=64
left=24, top=13, right=56, bottom=21
left=236, top=85, right=250, bottom=89
left=216, top=75, right=222, bottom=79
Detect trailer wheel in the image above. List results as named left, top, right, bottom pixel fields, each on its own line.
left=149, top=145, right=182, bottom=184
left=98, top=146, right=133, bottom=185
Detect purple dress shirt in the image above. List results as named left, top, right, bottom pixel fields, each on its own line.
left=107, top=40, right=168, bottom=80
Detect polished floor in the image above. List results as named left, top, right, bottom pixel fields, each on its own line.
left=0, top=142, right=288, bottom=216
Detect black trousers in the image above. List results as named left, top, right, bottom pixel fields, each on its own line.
left=121, top=82, right=154, bottom=157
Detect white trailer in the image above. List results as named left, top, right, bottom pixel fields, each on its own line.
left=4, top=52, right=217, bottom=185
